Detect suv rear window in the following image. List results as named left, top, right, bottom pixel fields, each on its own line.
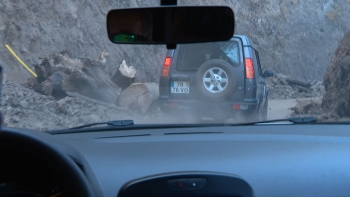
left=176, top=41, right=240, bottom=71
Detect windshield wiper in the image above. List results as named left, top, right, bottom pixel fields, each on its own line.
left=69, top=120, right=134, bottom=129
left=252, top=117, right=317, bottom=125
left=45, top=117, right=318, bottom=135
left=46, top=120, right=134, bottom=134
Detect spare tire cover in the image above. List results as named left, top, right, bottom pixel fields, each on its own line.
left=195, top=59, right=237, bottom=101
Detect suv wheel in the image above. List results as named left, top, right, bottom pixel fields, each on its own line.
left=196, top=59, right=237, bottom=101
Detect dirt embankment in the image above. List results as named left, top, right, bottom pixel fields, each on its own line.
left=1, top=0, right=350, bottom=83
left=0, top=0, right=164, bottom=84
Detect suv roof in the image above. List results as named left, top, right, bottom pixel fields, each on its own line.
left=166, top=35, right=255, bottom=51
left=233, top=35, right=257, bottom=49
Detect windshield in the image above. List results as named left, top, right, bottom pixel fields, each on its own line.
left=1, top=1, right=350, bottom=131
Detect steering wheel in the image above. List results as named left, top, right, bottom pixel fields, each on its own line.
left=0, top=128, right=95, bottom=197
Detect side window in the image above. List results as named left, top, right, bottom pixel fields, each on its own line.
left=251, top=48, right=259, bottom=78
left=220, top=41, right=239, bottom=65
left=255, top=51, right=263, bottom=76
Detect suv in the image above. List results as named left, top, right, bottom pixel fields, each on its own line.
left=159, top=35, right=274, bottom=122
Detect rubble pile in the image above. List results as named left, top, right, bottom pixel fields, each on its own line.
left=1, top=81, right=168, bottom=130
left=290, top=98, right=350, bottom=122
left=266, top=73, right=325, bottom=99
left=24, top=51, right=159, bottom=113
left=1, top=51, right=163, bottom=130
left=1, top=82, right=128, bottom=130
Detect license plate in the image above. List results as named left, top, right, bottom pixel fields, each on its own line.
left=171, top=81, right=190, bottom=94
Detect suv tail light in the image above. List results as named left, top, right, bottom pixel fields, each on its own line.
left=232, top=104, right=248, bottom=110
left=162, top=57, right=172, bottom=77
left=245, top=58, right=255, bottom=79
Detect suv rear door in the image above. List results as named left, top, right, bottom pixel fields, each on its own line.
left=166, top=38, right=245, bottom=102
left=254, top=50, right=267, bottom=106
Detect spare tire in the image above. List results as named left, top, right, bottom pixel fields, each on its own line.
left=196, top=59, right=237, bottom=101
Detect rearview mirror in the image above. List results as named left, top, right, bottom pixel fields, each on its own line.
left=107, top=6, right=234, bottom=44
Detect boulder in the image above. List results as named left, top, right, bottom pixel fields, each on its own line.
left=322, top=30, right=350, bottom=117
left=118, top=83, right=159, bottom=113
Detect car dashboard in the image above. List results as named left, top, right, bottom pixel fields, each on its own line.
left=0, top=148, right=66, bottom=197
left=1, top=124, right=350, bottom=197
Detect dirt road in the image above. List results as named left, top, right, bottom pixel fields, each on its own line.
left=267, top=99, right=297, bottom=120
left=147, top=98, right=317, bottom=124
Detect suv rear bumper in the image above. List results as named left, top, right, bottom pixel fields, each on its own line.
left=159, top=99, right=260, bottom=120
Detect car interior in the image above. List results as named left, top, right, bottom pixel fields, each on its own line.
left=1, top=1, right=350, bottom=197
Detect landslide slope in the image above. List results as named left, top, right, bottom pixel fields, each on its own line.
left=1, top=0, right=350, bottom=83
